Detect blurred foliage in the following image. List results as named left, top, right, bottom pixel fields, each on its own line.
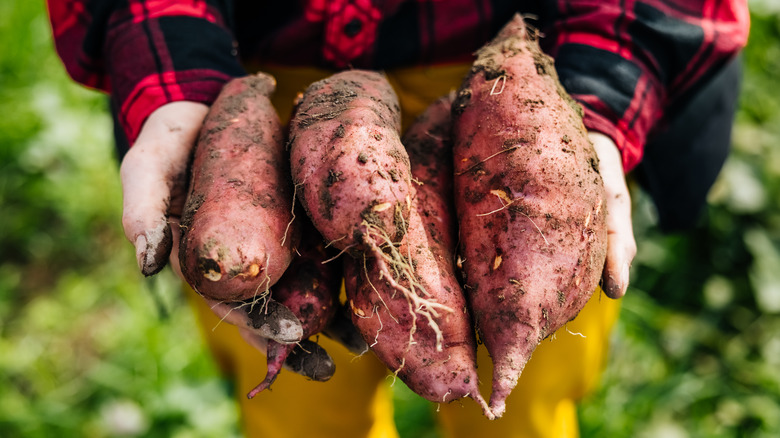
left=0, top=2, right=238, bottom=437
left=2, top=1, right=780, bottom=437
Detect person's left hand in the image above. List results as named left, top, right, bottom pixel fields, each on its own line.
left=588, top=132, right=637, bottom=298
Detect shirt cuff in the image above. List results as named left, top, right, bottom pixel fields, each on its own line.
left=105, top=14, right=245, bottom=144
left=116, top=69, right=237, bottom=144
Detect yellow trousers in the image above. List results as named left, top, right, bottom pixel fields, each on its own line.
left=186, top=64, right=621, bottom=438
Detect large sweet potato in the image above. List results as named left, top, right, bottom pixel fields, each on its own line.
left=179, top=73, right=300, bottom=302
left=345, top=96, right=492, bottom=418
left=452, top=15, right=608, bottom=417
left=288, top=70, right=412, bottom=252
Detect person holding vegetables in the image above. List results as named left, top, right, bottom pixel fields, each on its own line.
left=48, top=1, right=748, bottom=437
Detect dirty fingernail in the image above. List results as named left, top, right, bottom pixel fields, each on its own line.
left=134, top=234, right=147, bottom=272
left=621, top=262, right=630, bottom=294
left=605, top=276, right=621, bottom=299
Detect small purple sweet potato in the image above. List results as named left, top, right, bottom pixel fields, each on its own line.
left=246, top=220, right=342, bottom=398
left=206, top=296, right=303, bottom=345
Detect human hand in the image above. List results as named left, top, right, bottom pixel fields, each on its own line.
left=589, top=132, right=637, bottom=298
left=119, top=100, right=208, bottom=277
left=119, top=99, right=306, bottom=334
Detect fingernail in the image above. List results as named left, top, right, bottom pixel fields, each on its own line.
left=621, top=262, right=630, bottom=292
left=605, top=274, right=621, bottom=299
left=134, top=234, right=147, bottom=272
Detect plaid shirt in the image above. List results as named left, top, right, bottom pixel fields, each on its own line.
left=47, top=0, right=749, bottom=171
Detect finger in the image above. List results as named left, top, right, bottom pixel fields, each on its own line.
left=602, top=184, right=636, bottom=299
left=207, top=298, right=304, bottom=344
left=119, top=102, right=208, bottom=276
left=246, top=339, right=337, bottom=398
left=589, top=133, right=637, bottom=299
left=120, top=149, right=175, bottom=276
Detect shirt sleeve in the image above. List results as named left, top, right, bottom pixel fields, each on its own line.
left=47, top=0, right=246, bottom=145
left=540, top=0, right=750, bottom=172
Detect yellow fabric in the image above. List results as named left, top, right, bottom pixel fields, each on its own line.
left=256, top=63, right=471, bottom=129
left=185, top=63, right=622, bottom=438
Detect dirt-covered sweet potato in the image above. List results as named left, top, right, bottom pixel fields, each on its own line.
left=288, top=70, right=412, bottom=253
left=452, top=15, right=608, bottom=417
left=239, top=332, right=335, bottom=384
left=179, top=73, right=300, bottom=302
left=344, top=96, right=492, bottom=419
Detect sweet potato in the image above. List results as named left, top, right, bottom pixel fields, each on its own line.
left=179, top=73, right=300, bottom=302
left=323, top=305, right=369, bottom=356
left=452, top=15, right=608, bottom=417
left=280, top=340, right=335, bottom=380
left=344, top=96, right=492, bottom=418
left=239, top=332, right=335, bottom=383
left=288, top=70, right=412, bottom=252
left=246, top=220, right=342, bottom=398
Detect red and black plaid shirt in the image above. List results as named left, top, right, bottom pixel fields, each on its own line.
left=47, top=0, right=749, bottom=171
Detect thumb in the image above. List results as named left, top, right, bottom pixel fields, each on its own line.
left=589, top=132, right=637, bottom=299
left=119, top=101, right=209, bottom=276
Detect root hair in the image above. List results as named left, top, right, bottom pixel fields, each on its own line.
left=360, top=221, right=453, bottom=353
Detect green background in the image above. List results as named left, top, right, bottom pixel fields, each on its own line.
left=2, top=1, right=779, bottom=437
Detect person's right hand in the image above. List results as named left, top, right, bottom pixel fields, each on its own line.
left=118, top=100, right=311, bottom=353
left=119, top=100, right=302, bottom=336
left=119, top=100, right=208, bottom=278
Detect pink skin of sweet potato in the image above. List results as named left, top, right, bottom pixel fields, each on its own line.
left=344, top=96, right=493, bottom=419
left=452, top=15, right=608, bottom=418
left=247, top=220, right=342, bottom=398
left=179, top=73, right=300, bottom=302
left=288, top=70, right=413, bottom=252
